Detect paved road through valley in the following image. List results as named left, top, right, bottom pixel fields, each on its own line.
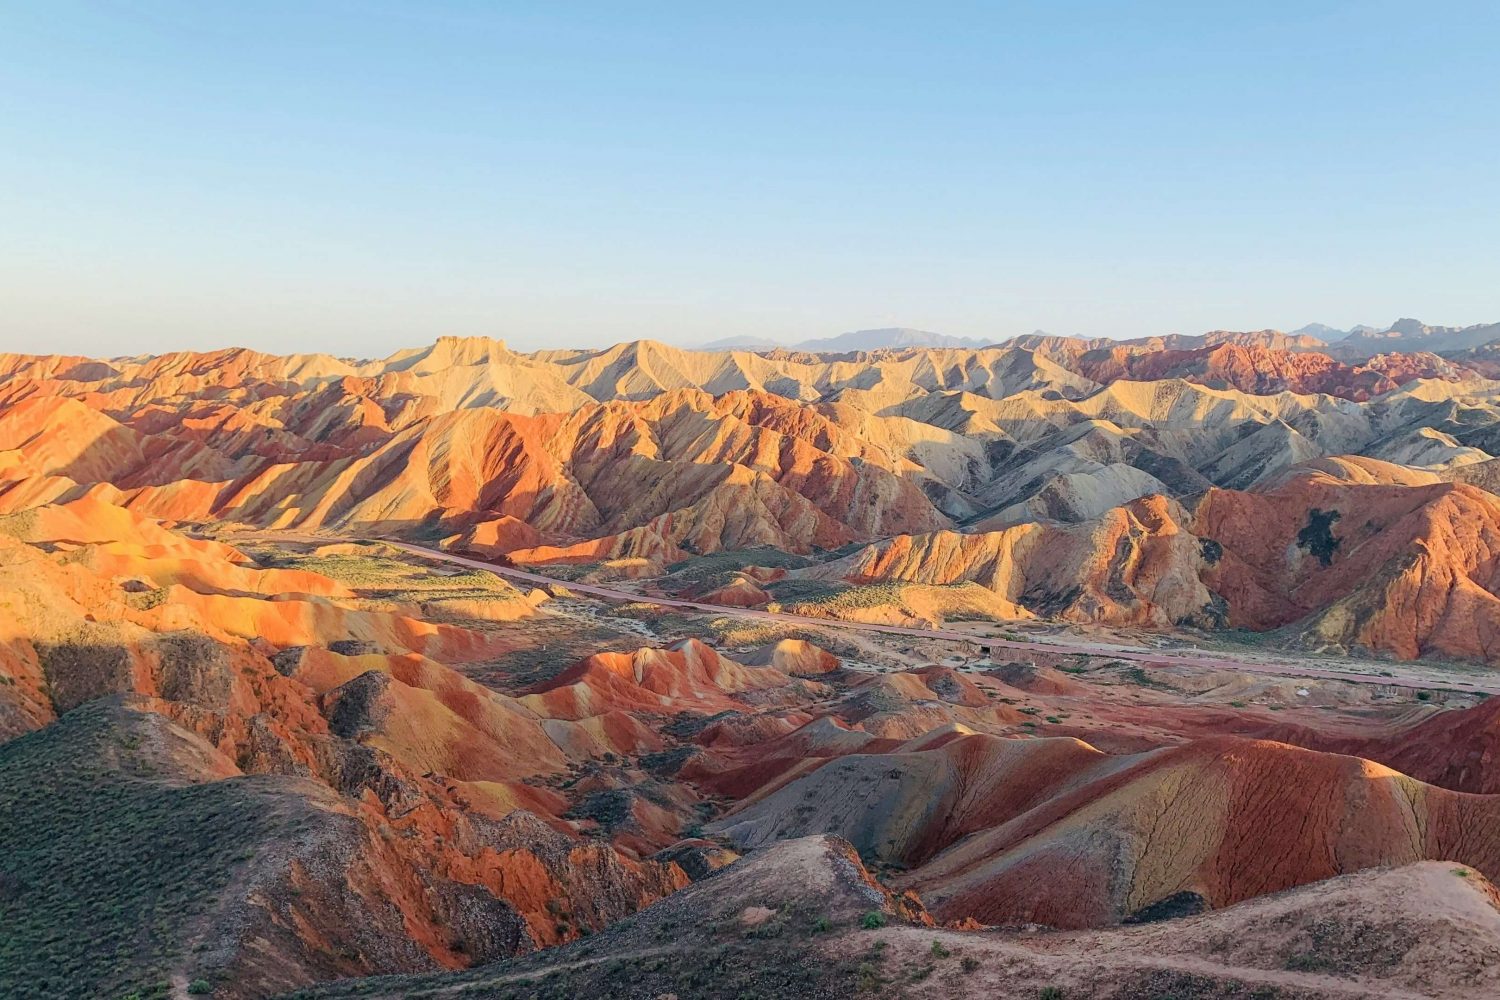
left=379, top=540, right=1500, bottom=696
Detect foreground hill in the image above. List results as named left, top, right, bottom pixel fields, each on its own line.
left=0, top=500, right=706, bottom=998
left=287, top=835, right=1500, bottom=1000
left=712, top=731, right=1500, bottom=929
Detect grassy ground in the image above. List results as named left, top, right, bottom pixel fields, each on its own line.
left=777, top=580, right=1003, bottom=623
left=782, top=581, right=912, bottom=614
left=657, top=549, right=815, bottom=596
left=0, top=701, right=299, bottom=1000
left=764, top=578, right=849, bottom=604
left=465, top=626, right=648, bottom=690
left=252, top=547, right=527, bottom=606
left=275, top=896, right=869, bottom=1000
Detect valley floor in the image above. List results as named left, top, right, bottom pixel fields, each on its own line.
left=322, top=532, right=1500, bottom=699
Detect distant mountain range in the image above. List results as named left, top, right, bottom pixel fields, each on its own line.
left=1291, top=323, right=1381, bottom=342
left=702, top=320, right=1500, bottom=360
left=700, top=327, right=994, bottom=352
left=1339, top=318, right=1500, bottom=351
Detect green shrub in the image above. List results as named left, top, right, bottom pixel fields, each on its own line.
left=187, top=981, right=213, bottom=995
left=860, top=911, right=887, bottom=930
left=0, top=703, right=288, bottom=999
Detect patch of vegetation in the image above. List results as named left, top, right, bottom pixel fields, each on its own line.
left=659, top=549, right=814, bottom=596
left=1121, top=665, right=1175, bottom=691
left=1280, top=914, right=1413, bottom=977
left=258, top=550, right=523, bottom=605
left=0, top=507, right=39, bottom=540
left=860, top=910, right=888, bottom=930
left=1198, top=537, right=1223, bottom=565
left=784, top=580, right=1002, bottom=625
left=638, top=746, right=699, bottom=777
left=788, top=581, right=912, bottom=615
left=124, top=586, right=170, bottom=611
left=855, top=957, right=890, bottom=990
left=1125, top=890, right=1210, bottom=924
left=669, top=548, right=812, bottom=579
left=563, top=789, right=637, bottom=833
left=35, top=635, right=134, bottom=713
left=286, top=904, right=877, bottom=1000
left=1113, top=968, right=1296, bottom=997
left=662, top=709, right=742, bottom=740
left=536, top=562, right=605, bottom=582
left=1285, top=952, right=1331, bottom=972
left=765, top=578, right=850, bottom=605
left=1295, top=508, right=1342, bottom=567
left=0, top=703, right=294, bottom=1000
left=110, top=986, right=174, bottom=1000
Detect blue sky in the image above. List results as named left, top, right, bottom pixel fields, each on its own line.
left=2, top=1, right=1498, bottom=356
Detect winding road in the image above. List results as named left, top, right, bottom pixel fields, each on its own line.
left=380, top=540, right=1500, bottom=695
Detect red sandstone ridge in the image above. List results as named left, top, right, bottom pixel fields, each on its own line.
left=519, top=639, right=816, bottom=721
left=908, top=736, right=1500, bottom=928
left=823, top=493, right=1215, bottom=628
left=740, top=638, right=841, bottom=675
left=823, top=470, right=1500, bottom=663
left=1361, top=696, right=1500, bottom=793
left=716, top=732, right=1500, bottom=930
left=266, top=836, right=1500, bottom=1000
left=0, top=333, right=1496, bottom=599
left=1073, top=343, right=1463, bottom=400
left=1194, top=472, right=1500, bottom=660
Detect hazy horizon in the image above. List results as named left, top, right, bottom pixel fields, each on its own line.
left=4, top=2, right=1498, bottom=357
left=11, top=317, right=1500, bottom=362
